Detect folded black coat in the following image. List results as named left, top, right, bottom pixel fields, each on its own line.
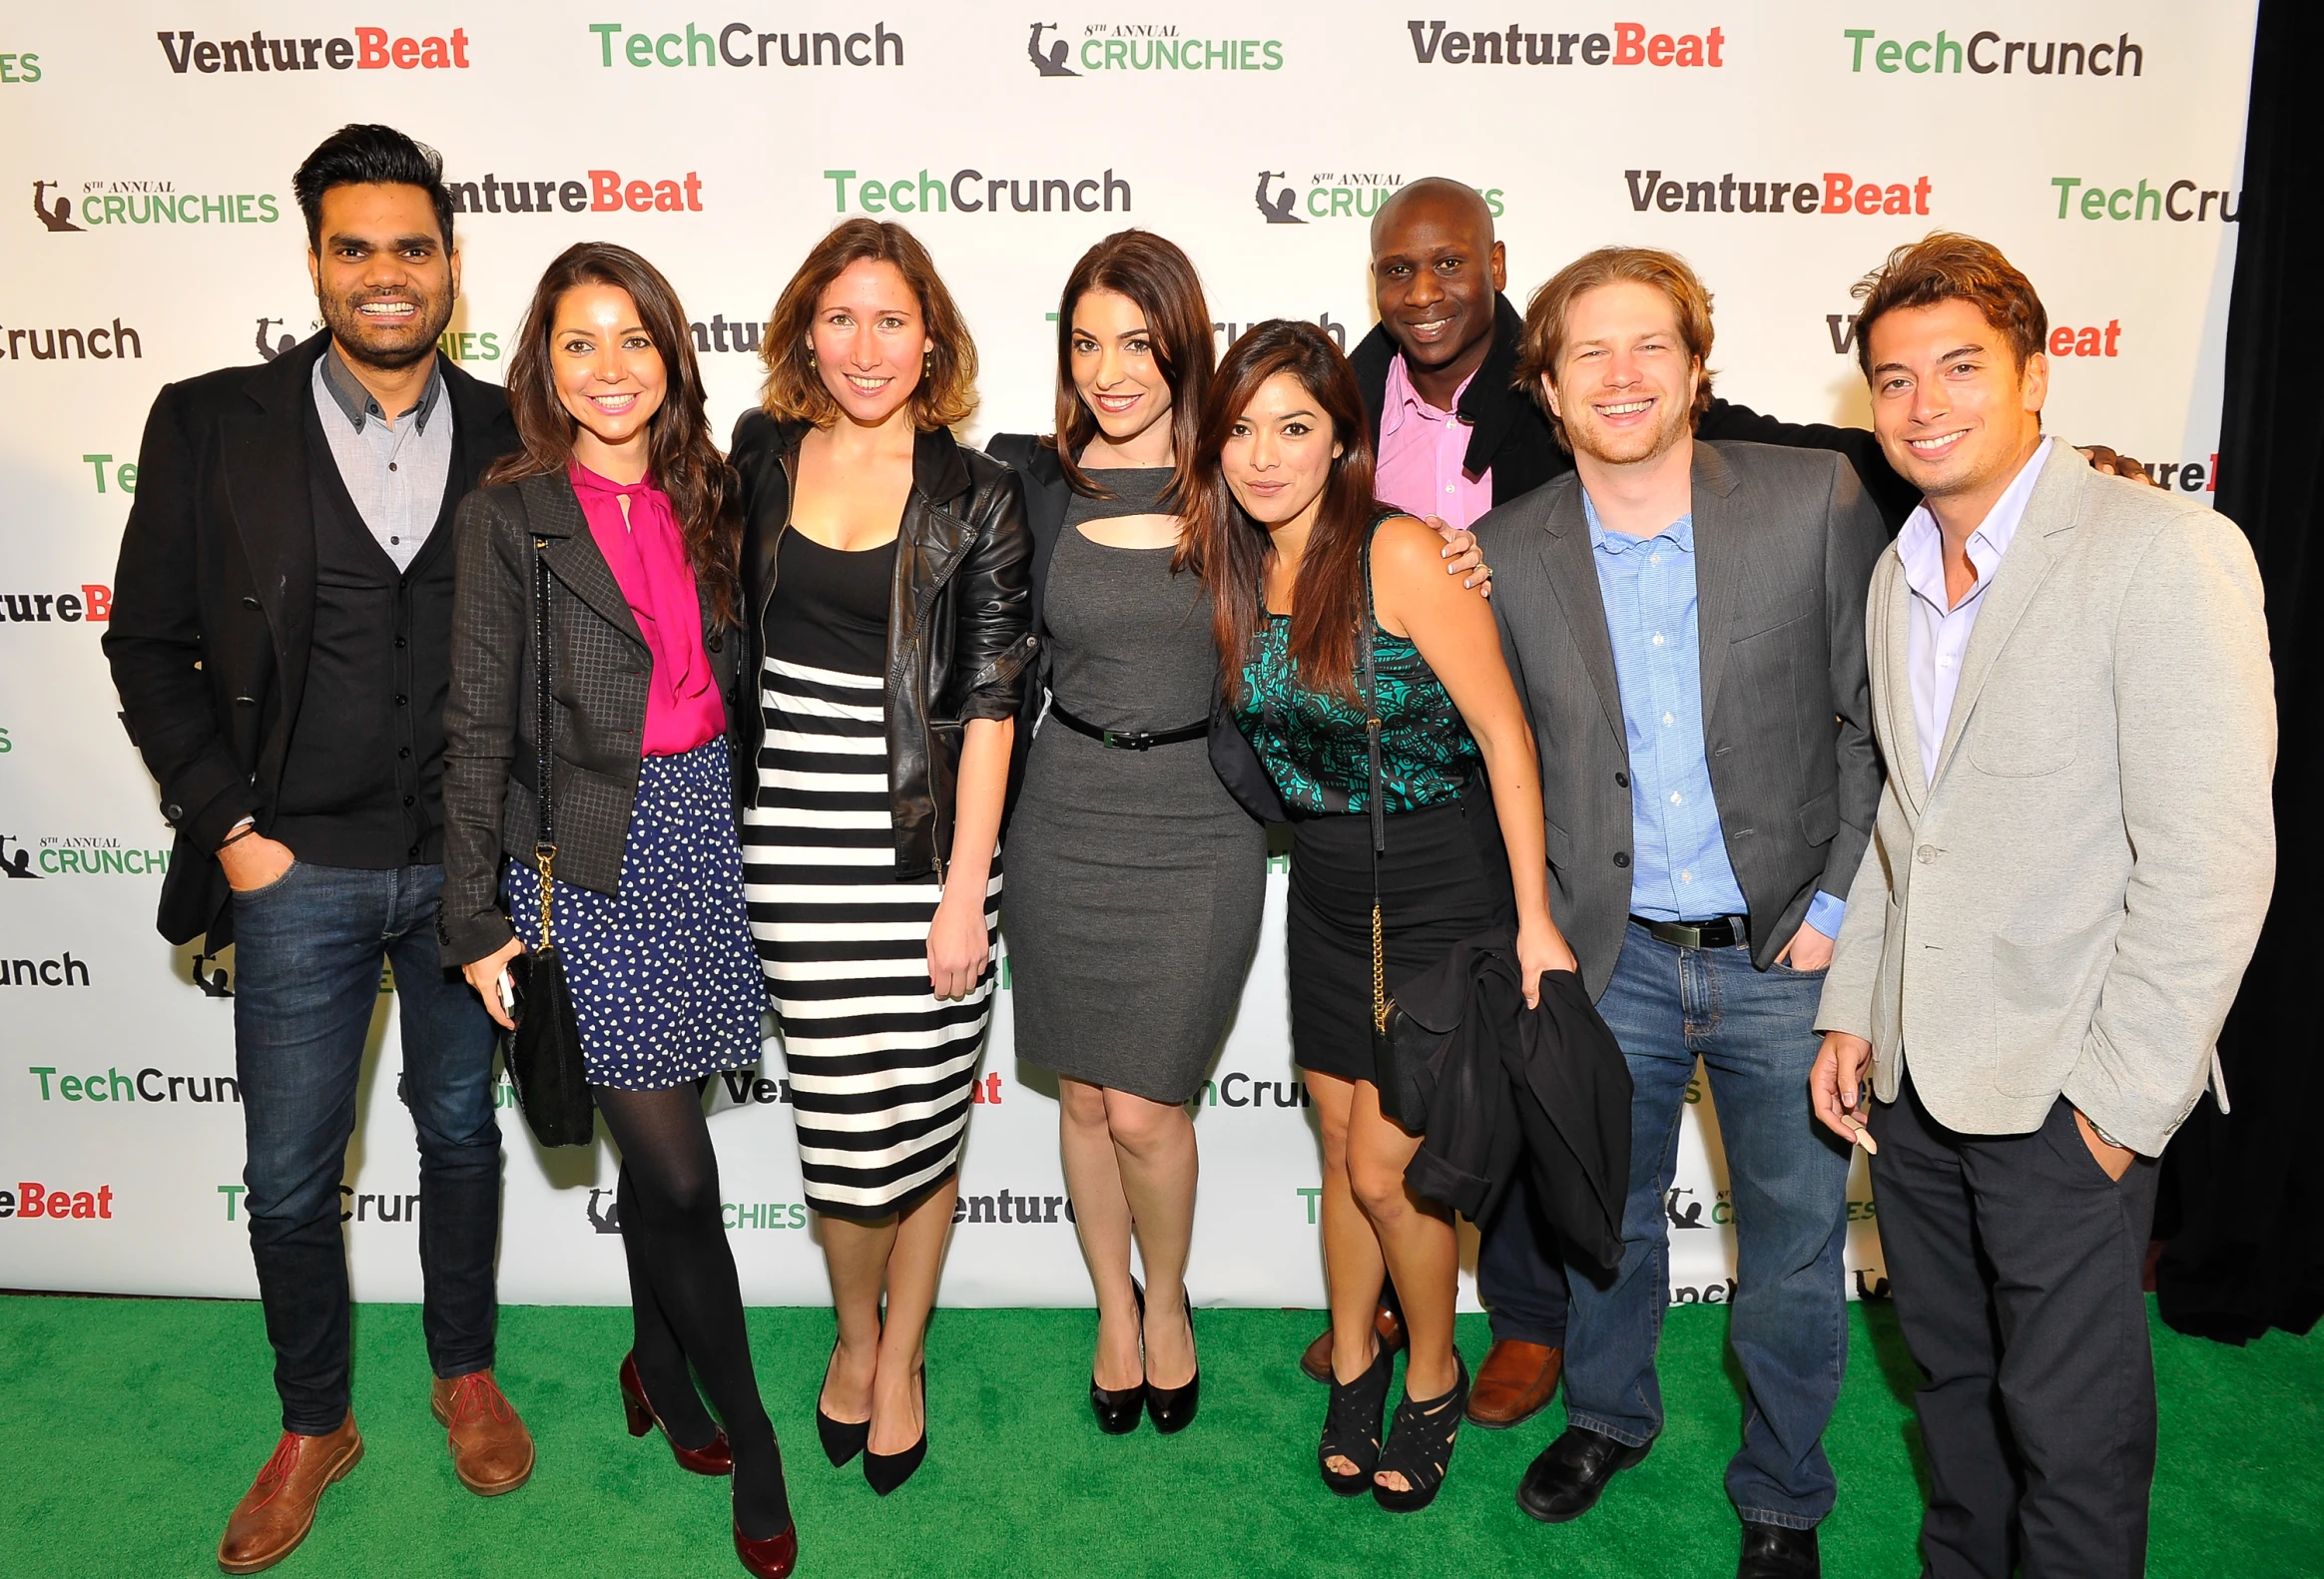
left=1383, top=933, right=1633, bottom=1272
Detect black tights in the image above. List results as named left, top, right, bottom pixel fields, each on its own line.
left=594, top=1084, right=789, bottom=1538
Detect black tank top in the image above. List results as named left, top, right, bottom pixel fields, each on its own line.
left=765, top=529, right=895, bottom=677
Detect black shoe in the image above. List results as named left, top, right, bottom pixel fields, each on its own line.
left=814, top=1342, right=871, bottom=1467
left=1142, top=1288, right=1199, bottom=1435
left=1737, top=1522, right=1819, bottom=1579
left=863, top=1364, right=927, bottom=1497
left=1317, top=1340, right=1394, bottom=1496
left=1372, top=1351, right=1468, bottom=1514
left=1091, top=1281, right=1145, bottom=1434
left=1514, top=1424, right=1652, bottom=1523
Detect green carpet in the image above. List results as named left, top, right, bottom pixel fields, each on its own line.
left=1, top=1296, right=2316, bottom=1577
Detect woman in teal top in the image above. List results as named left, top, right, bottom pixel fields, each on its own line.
left=1190, top=319, right=1577, bottom=1516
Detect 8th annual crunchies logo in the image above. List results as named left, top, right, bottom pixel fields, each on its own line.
left=1023, top=20, right=1284, bottom=76
left=1252, top=171, right=1505, bottom=226
left=32, top=178, right=280, bottom=234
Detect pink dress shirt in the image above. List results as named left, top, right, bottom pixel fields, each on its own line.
left=1374, top=354, right=1494, bottom=530
left=568, top=463, right=726, bottom=757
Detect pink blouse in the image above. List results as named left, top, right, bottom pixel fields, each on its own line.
left=568, top=463, right=725, bottom=756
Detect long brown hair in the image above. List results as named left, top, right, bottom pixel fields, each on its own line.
left=1045, top=230, right=1213, bottom=518
left=1187, top=319, right=1381, bottom=702
left=486, top=242, right=741, bottom=624
left=759, top=218, right=977, bottom=430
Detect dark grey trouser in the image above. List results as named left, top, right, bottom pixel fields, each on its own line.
left=1870, top=1073, right=2162, bottom=1579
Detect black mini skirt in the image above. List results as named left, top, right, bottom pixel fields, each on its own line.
left=1285, top=776, right=1515, bottom=1081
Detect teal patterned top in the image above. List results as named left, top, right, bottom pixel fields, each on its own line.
left=1235, top=612, right=1480, bottom=816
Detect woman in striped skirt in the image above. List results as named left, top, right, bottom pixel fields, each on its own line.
left=730, top=219, right=1032, bottom=1496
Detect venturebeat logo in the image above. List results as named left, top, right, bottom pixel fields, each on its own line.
left=1407, top=19, right=1725, bottom=68
left=1827, top=311, right=2123, bottom=359
left=1024, top=21, right=1283, bottom=76
left=448, top=170, right=704, bottom=216
left=157, top=27, right=471, bottom=76
left=0, top=587, right=112, bottom=626
left=0, top=1181, right=115, bottom=1220
left=1625, top=169, right=1930, bottom=217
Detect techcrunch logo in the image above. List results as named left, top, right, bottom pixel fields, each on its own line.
left=1408, top=20, right=1724, bottom=67
left=1842, top=29, right=2142, bottom=78
left=825, top=169, right=1131, bottom=216
left=589, top=21, right=902, bottom=68
left=28, top=1065, right=243, bottom=1103
left=1627, top=169, right=1930, bottom=217
left=2051, top=177, right=2239, bottom=224
left=157, top=27, right=471, bottom=75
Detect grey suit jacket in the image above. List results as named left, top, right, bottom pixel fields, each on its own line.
left=1476, top=440, right=1888, bottom=998
left=1816, top=451, right=2275, bottom=1155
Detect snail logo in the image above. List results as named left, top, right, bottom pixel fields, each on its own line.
left=31, top=180, right=82, bottom=233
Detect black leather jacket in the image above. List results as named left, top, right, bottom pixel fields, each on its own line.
left=731, top=411, right=1035, bottom=881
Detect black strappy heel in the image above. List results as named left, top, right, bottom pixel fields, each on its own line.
left=1090, top=1280, right=1145, bottom=1435
left=1318, top=1339, right=1395, bottom=1496
left=1373, top=1351, right=1469, bottom=1513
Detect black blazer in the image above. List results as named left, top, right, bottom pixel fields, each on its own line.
left=1350, top=293, right=1924, bottom=533
left=437, top=471, right=744, bottom=967
left=983, top=432, right=1285, bottom=823
left=103, top=331, right=517, bottom=950
left=732, top=413, right=1035, bottom=881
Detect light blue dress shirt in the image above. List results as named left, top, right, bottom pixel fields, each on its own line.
left=1585, top=491, right=1846, bottom=938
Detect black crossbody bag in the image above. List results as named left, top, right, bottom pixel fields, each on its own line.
left=501, top=524, right=595, bottom=1148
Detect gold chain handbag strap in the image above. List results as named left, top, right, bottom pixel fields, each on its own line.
left=530, top=533, right=559, bottom=952
left=1363, top=518, right=1389, bottom=1036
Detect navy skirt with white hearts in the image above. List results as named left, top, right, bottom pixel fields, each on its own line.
left=503, top=738, right=764, bottom=1092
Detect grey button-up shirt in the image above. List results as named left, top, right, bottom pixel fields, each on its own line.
left=310, top=345, right=455, bottom=573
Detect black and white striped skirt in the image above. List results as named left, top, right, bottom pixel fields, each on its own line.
left=741, top=657, right=998, bottom=1222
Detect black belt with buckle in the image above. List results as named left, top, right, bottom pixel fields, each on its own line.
left=1630, top=914, right=1746, bottom=950
left=1047, top=700, right=1208, bottom=752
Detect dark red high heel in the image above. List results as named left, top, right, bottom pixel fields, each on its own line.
left=621, top=1352, right=733, bottom=1476
left=734, top=1520, right=799, bottom=1579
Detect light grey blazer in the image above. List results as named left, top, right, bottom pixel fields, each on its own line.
left=1477, top=440, right=1888, bottom=998
left=1816, top=449, right=2275, bottom=1155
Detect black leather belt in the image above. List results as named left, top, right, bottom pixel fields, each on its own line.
left=1047, top=700, right=1207, bottom=752
left=1630, top=914, right=1746, bottom=950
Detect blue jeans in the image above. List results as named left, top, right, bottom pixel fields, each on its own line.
left=1561, top=921, right=1852, bottom=1528
left=232, top=860, right=503, bottom=1434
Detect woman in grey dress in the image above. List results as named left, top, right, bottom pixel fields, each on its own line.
left=989, top=232, right=1260, bottom=1437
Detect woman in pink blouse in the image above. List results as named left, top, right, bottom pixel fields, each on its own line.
left=440, top=244, right=793, bottom=1579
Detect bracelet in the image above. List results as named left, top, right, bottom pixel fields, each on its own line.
left=218, top=823, right=261, bottom=851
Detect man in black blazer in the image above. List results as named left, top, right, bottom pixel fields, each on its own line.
left=103, top=124, right=530, bottom=1574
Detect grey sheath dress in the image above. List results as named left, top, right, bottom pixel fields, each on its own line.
left=1004, top=467, right=1266, bottom=1104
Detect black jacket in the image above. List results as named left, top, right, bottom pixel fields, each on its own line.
left=1384, top=933, right=1633, bottom=1271
left=436, top=470, right=745, bottom=967
left=1349, top=294, right=1923, bottom=533
left=103, top=331, right=517, bottom=950
left=732, top=412, right=1036, bottom=881
left=982, top=432, right=1285, bottom=823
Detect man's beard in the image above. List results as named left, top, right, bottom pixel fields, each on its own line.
left=318, top=288, right=452, bottom=372
left=1569, top=394, right=1690, bottom=468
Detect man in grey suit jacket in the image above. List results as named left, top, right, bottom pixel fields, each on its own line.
left=1476, top=248, right=1886, bottom=1579
left=1811, top=235, right=2274, bottom=1579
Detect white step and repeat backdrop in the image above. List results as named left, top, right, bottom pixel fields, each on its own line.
left=0, top=3, right=2255, bottom=1309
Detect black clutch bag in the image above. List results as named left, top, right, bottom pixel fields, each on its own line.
left=501, top=529, right=595, bottom=1149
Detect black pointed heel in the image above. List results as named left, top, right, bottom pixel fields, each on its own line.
left=863, top=1363, right=927, bottom=1496
left=1091, top=1280, right=1145, bottom=1435
left=1373, top=1351, right=1469, bottom=1513
left=1318, top=1339, right=1395, bottom=1495
left=1143, top=1291, right=1199, bottom=1435
left=814, top=1342, right=870, bottom=1467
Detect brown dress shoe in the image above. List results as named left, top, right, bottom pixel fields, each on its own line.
left=217, top=1415, right=363, bottom=1574
left=1465, top=1338, right=1563, bottom=1428
left=431, top=1370, right=536, bottom=1496
left=1300, top=1304, right=1410, bottom=1383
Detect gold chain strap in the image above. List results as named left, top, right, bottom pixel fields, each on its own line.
left=1369, top=713, right=1388, bottom=1035
left=534, top=844, right=556, bottom=951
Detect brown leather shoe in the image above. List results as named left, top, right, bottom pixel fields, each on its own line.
left=430, top=1370, right=536, bottom=1496
left=217, top=1415, right=363, bottom=1574
left=1300, top=1304, right=1409, bottom=1383
left=1465, top=1338, right=1563, bottom=1428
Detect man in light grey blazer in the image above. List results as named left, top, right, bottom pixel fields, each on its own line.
left=1475, top=247, right=1887, bottom=1579
left=1811, top=234, right=2274, bottom=1579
